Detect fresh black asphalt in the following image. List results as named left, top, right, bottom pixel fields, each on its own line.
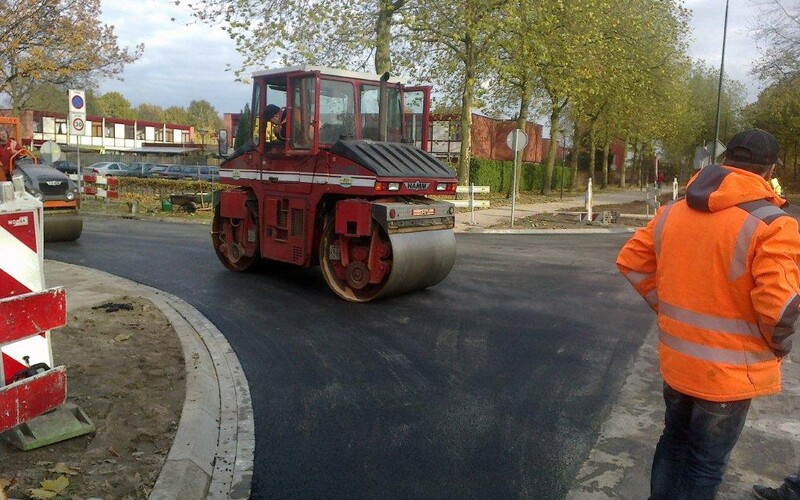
left=45, top=216, right=653, bottom=499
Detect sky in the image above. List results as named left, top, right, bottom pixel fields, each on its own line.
left=97, top=0, right=766, bottom=116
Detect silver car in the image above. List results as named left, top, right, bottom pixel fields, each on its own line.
left=88, top=161, right=130, bottom=176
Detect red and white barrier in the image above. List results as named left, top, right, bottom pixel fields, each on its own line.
left=81, top=174, right=119, bottom=199
left=0, top=177, right=66, bottom=433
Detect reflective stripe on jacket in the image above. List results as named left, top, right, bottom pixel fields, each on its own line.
left=617, top=164, right=800, bottom=402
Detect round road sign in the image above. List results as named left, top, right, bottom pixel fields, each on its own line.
left=506, top=129, right=528, bottom=151
left=71, top=94, right=85, bottom=110
left=72, top=117, right=85, bottom=132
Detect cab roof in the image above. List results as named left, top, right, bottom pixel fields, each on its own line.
left=251, top=65, right=406, bottom=85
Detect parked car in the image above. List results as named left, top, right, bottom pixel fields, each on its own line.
left=155, top=164, right=189, bottom=179
left=52, top=160, right=79, bottom=175
left=199, top=166, right=220, bottom=182
left=88, top=161, right=130, bottom=176
left=146, top=164, right=169, bottom=177
left=126, top=162, right=158, bottom=178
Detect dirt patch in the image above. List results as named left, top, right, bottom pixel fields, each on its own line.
left=0, top=296, right=185, bottom=499
left=489, top=200, right=656, bottom=230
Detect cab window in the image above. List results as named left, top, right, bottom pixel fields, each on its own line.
left=290, top=76, right=315, bottom=149
left=360, top=85, right=402, bottom=142
left=319, top=80, right=355, bottom=144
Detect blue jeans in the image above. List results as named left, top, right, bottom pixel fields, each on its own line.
left=649, top=383, right=751, bottom=500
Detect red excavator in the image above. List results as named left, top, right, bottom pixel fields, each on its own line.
left=213, top=66, right=457, bottom=302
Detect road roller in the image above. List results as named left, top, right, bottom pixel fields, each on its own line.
left=0, top=117, right=82, bottom=242
left=213, top=65, right=457, bottom=302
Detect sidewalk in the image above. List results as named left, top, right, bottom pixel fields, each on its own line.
left=453, top=188, right=649, bottom=233
left=43, top=260, right=254, bottom=500
left=567, top=323, right=800, bottom=499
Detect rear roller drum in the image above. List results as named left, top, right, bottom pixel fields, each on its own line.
left=211, top=209, right=258, bottom=272
left=43, top=215, right=83, bottom=242
left=319, top=217, right=456, bottom=302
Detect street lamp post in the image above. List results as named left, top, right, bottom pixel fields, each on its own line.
left=712, top=0, right=730, bottom=161
left=198, top=130, right=208, bottom=160
left=559, top=130, right=566, bottom=200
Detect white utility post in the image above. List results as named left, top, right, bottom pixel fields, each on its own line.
left=506, top=129, right=528, bottom=228
left=586, top=178, right=594, bottom=222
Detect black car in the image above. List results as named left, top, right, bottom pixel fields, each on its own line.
left=52, top=160, right=79, bottom=175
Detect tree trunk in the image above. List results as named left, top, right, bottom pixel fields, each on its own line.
left=588, top=123, right=596, bottom=185
left=544, top=107, right=560, bottom=195
left=457, top=43, right=475, bottom=185
left=374, top=1, right=395, bottom=74
left=619, top=135, right=629, bottom=188
left=570, top=122, right=580, bottom=190
left=601, top=140, right=610, bottom=189
left=508, top=83, right=533, bottom=198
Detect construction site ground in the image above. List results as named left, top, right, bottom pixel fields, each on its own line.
left=0, top=297, right=185, bottom=499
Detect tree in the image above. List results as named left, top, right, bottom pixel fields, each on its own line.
left=187, top=0, right=408, bottom=75
left=25, top=83, right=69, bottom=113
left=743, top=76, right=800, bottom=182
left=186, top=100, right=222, bottom=141
left=163, top=106, right=190, bottom=126
left=136, top=103, right=165, bottom=122
left=405, top=0, right=505, bottom=185
left=0, top=0, right=143, bottom=113
left=95, top=92, right=134, bottom=120
left=234, top=104, right=252, bottom=149
left=753, top=1, right=800, bottom=81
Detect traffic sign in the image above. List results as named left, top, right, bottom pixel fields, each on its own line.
left=39, top=141, right=62, bottom=164
left=506, top=129, right=528, bottom=152
left=69, top=113, right=86, bottom=136
left=68, top=89, right=86, bottom=114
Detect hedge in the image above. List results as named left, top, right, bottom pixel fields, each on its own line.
left=469, top=158, right=572, bottom=193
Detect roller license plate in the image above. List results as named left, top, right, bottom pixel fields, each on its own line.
left=329, top=244, right=341, bottom=260
left=412, top=208, right=435, bottom=216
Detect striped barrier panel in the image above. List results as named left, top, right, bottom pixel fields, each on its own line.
left=81, top=174, right=119, bottom=198
left=0, top=178, right=67, bottom=433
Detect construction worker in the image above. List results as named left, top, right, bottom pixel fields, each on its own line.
left=617, top=128, right=800, bottom=499
left=264, top=104, right=287, bottom=143
left=0, top=128, right=19, bottom=182
left=770, top=175, right=784, bottom=198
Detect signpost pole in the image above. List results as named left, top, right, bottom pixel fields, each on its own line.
left=506, top=129, right=528, bottom=229
left=511, top=137, right=518, bottom=228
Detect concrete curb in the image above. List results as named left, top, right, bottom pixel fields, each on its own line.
left=43, top=261, right=254, bottom=500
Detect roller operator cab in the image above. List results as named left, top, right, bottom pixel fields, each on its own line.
left=213, top=65, right=458, bottom=302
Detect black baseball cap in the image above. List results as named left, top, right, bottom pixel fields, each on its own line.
left=265, top=104, right=281, bottom=120
left=725, top=128, right=779, bottom=167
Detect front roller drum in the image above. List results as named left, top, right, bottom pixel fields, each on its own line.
left=43, top=214, right=83, bottom=242
left=319, top=218, right=456, bottom=302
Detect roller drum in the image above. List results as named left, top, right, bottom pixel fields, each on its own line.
left=376, top=229, right=456, bottom=299
left=43, top=214, right=83, bottom=242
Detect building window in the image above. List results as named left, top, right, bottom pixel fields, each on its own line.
left=181, top=131, right=189, bottom=143
left=92, top=122, right=101, bottom=138
left=136, top=128, right=145, bottom=140
left=155, top=128, right=164, bottom=142
left=165, top=128, right=174, bottom=142
left=32, top=116, right=43, bottom=133
left=124, top=124, right=134, bottom=140
left=55, top=119, right=67, bottom=135
left=104, top=125, right=114, bottom=138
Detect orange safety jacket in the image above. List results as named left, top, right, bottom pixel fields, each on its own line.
left=617, top=164, right=800, bottom=402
